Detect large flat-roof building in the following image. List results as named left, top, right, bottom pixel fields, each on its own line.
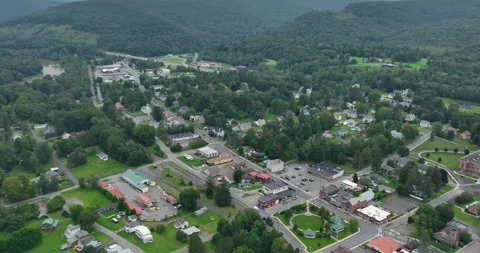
left=121, top=170, right=155, bottom=193
left=357, top=205, right=391, bottom=225
left=197, top=147, right=219, bottom=158
left=257, top=189, right=296, bottom=209
left=262, top=181, right=288, bottom=195
left=459, top=151, right=480, bottom=177
left=308, top=162, right=344, bottom=181
left=168, top=133, right=199, bottom=144
left=265, top=159, right=284, bottom=173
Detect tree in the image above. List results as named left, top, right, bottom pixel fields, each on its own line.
left=78, top=208, right=98, bottom=231
left=205, top=177, right=216, bottom=199
left=79, top=177, right=86, bottom=188
left=3, top=174, right=35, bottom=202
left=444, top=148, right=448, bottom=152
left=437, top=157, right=442, bottom=163
left=401, top=124, right=418, bottom=140
left=430, top=131, right=435, bottom=141
left=68, top=147, right=87, bottom=168
left=426, top=152, right=430, bottom=158
left=359, top=177, right=373, bottom=188
left=0, top=143, right=17, bottom=171
left=152, top=106, right=164, bottom=121
left=14, top=203, right=39, bottom=221
left=432, top=122, right=443, bottom=137
left=455, top=192, right=473, bottom=205
left=188, top=234, right=206, bottom=253
left=454, top=148, right=459, bottom=153
left=176, top=230, right=188, bottom=242
left=215, top=181, right=232, bottom=207
left=347, top=219, right=359, bottom=232
left=70, top=205, right=84, bottom=223
left=133, top=123, right=156, bottom=146
left=371, top=146, right=382, bottom=171
left=156, top=224, right=166, bottom=234
left=418, top=158, right=425, bottom=164
left=446, top=130, right=455, bottom=140
left=352, top=173, right=359, bottom=183
left=170, top=143, right=182, bottom=152
left=47, top=196, right=66, bottom=213
left=460, top=231, right=472, bottom=245
left=440, top=169, right=449, bottom=184
left=233, top=246, right=254, bottom=253
left=180, top=188, right=199, bottom=212
left=233, top=169, right=244, bottom=184
left=386, top=159, right=395, bottom=167
left=34, top=142, right=52, bottom=164
left=19, top=151, right=38, bottom=172
left=434, top=147, right=439, bottom=152
left=465, top=149, right=470, bottom=155
left=413, top=205, right=443, bottom=237
left=398, top=146, right=409, bottom=157
left=435, top=204, right=453, bottom=223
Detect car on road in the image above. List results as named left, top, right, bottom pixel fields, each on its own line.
left=295, top=167, right=300, bottom=170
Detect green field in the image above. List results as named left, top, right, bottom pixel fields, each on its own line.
left=454, top=207, right=480, bottom=230
left=96, top=214, right=126, bottom=232
left=265, top=59, right=277, bottom=66
left=265, top=109, right=276, bottom=121
left=442, top=98, right=480, bottom=114
left=455, top=137, right=479, bottom=151
left=183, top=211, right=223, bottom=233
left=178, top=156, right=206, bottom=167
left=421, top=152, right=464, bottom=169
left=148, top=145, right=166, bottom=158
left=292, top=215, right=323, bottom=231
left=334, top=228, right=358, bottom=240
left=61, top=188, right=114, bottom=208
left=299, top=236, right=335, bottom=252
left=119, top=225, right=187, bottom=253
left=413, top=138, right=467, bottom=152
left=161, top=166, right=191, bottom=190
left=349, top=56, right=427, bottom=71
left=160, top=57, right=184, bottom=65
left=70, top=155, right=129, bottom=179
left=434, top=185, right=454, bottom=198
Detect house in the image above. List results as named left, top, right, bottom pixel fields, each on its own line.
left=256, top=173, right=271, bottom=183
left=420, top=120, right=431, bottom=128
left=45, top=170, right=61, bottom=181
left=66, top=229, right=89, bottom=246
left=61, top=132, right=71, bottom=139
left=239, top=122, right=252, bottom=132
left=357, top=205, right=391, bottom=225
left=330, top=215, right=345, bottom=234
left=206, top=153, right=233, bottom=166
left=125, top=220, right=142, bottom=233
left=360, top=189, right=375, bottom=202
left=168, top=132, right=199, bottom=144
left=367, top=237, right=400, bottom=253
left=330, top=190, right=353, bottom=208
left=307, top=163, right=344, bottom=181
left=334, top=112, right=343, bottom=121
left=380, top=164, right=397, bottom=175
left=253, top=119, right=266, bottom=127
left=263, top=181, right=289, bottom=195
left=182, top=226, right=201, bottom=237
left=134, top=193, right=155, bottom=207
left=149, top=120, right=159, bottom=128
left=115, top=102, right=123, bottom=109
left=166, top=195, right=178, bottom=205
left=203, top=166, right=235, bottom=184
left=340, top=180, right=358, bottom=191
left=345, top=110, right=358, bottom=119
left=303, top=229, right=316, bottom=239
left=434, top=221, right=469, bottom=247
left=208, top=127, right=225, bottom=137
left=266, top=159, right=284, bottom=173
left=121, top=169, right=155, bottom=193
left=382, top=63, right=395, bottom=68
left=190, top=115, right=205, bottom=124
left=65, top=224, right=82, bottom=239
left=239, top=174, right=251, bottom=188
left=194, top=207, right=208, bottom=217
left=106, top=244, right=134, bottom=253
left=320, top=185, right=340, bottom=200
left=258, top=190, right=296, bottom=208
left=173, top=218, right=189, bottom=229
left=178, top=106, right=189, bottom=115
left=135, top=225, right=154, bottom=243
left=363, top=115, right=375, bottom=124
left=459, top=151, right=480, bottom=177
left=337, top=129, right=348, bottom=137
left=198, top=147, right=219, bottom=158
left=322, top=131, right=334, bottom=139
left=404, top=114, right=416, bottom=123
left=342, top=196, right=367, bottom=213
left=460, top=130, right=472, bottom=140
left=343, top=119, right=356, bottom=127
left=466, top=202, right=480, bottom=216
left=41, top=218, right=60, bottom=231
left=141, top=105, right=151, bottom=115
left=97, top=152, right=109, bottom=161
left=75, top=236, right=102, bottom=252
left=43, top=125, right=57, bottom=138
left=38, top=212, right=48, bottom=219
left=391, top=130, right=404, bottom=140
left=128, top=215, right=137, bottom=222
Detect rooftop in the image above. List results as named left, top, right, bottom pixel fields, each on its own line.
left=182, top=226, right=201, bottom=236
left=122, top=169, right=151, bottom=189
left=367, top=237, right=400, bottom=253
left=461, top=150, right=480, bottom=163
left=263, top=181, right=288, bottom=191
left=308, top=162, right=343, bottom=177
left=198, top=147, right=218, bottom=155
left=168, top=132, right=199, bottom=140
left=258, top=189, right=295, bottom=203
left=358, top=205, right=391, bottom=222
left=135, top=225, right=151, bottom=236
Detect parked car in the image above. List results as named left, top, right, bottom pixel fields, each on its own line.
left=112, top=218, right=119, bottom=223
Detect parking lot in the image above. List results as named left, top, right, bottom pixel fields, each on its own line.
left=279, top=163, right=326, bottom=194
left=378, top=195, right=420, bottom=216
left=103, top=174, right=178, bottom=221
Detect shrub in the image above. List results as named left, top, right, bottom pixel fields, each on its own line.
left=156, top=224, right=166, bottom=234
left=435, top=147, right=439, bottom=152
left=455, top=192, right=474, bottom=205
left=444, top=148, right=448, bottom=152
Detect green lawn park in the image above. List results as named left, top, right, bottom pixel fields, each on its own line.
left=442, top=97, right=480, bottom=114
left=179, top=156, right=206, bottom=167
left=299, top=236, right=335, bottom=253
left=334, top=227, right=358, bottom=240
left=61, top=188, right=114, bottom=209
left=348, top=57, right=428, bottom=71
left=413, top=138, right=467, bottom=152
left=159, top=56, right=184, bottom=65
left=70, top=155, right=129, bottom=179
left=434, top=185, right=455, bottom=199
left=292, top=215, right=323, bottom=231
left=421, top=152, right=464, bottom=169
left=454, top=207, right=480, bottom=230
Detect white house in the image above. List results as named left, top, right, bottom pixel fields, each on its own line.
left=125, top=221, right=141, bottom=233
left=135, top=225, right=154, bottom=243
left=141, top=105, right=151, bottom=115
left=360, top=189, right=375, bottom=202
left=420, top=120, right=431, bottom=128
left=190, top=115, right=205, bottom=124
left=182, top=226, right=201, bottom=236
left=198, top=147, right=219, bottom=158
left=340, top=180, right=358, bottom=191
left=253, top=119, right=266, bottom=127
left=362, top=115, right=375, bottom=124
left=391, top=130, right=404, bottom=140
left=97, top=152, right=109, bottom=161
left=173, top=219, right=189, bottom=229
left=266, top=159, right=284, bottom=173
left=64, top=224, right=81, bottom=239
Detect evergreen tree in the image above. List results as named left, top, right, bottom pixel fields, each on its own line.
left=215, top=181, right=232, bottom=207
left=188, top=234, right=206, bottom=253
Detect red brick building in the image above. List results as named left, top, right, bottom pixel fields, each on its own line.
left=459, top=151, right=480, bottom=177
left=257, top=190, right=296, bottom=208
left=341, top=196, right=367, bottom=213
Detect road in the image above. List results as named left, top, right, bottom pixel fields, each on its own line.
left=94, top=223, right=146, bottom=253
left=87, top=65, right=99, bottom=106
left=5, top=185, right=78, bottom=208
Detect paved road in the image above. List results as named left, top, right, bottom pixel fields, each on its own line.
left=94, top=223, right=145, bottom=253
left=31, top=129, right=79, bottom=185
left=5, top=185, right=78, bottom=207
left=87, top=65, right=99, bottom=106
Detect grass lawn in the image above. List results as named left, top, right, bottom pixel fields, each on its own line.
left=413, top=138, right=466, bottom=152
left=147, top=145, right=165, bottom=158
left=454, top=137, right=479, bottom=151
left=200, top=197, right=239, bottom=216
left=160, top=57, right=184, bottom=65
left=161, top=167, right=191, bottom=190
left=434, top=185, right=454, bottom=198
left=421, top=152, right=464, bottom=168
left=232, top=183, right=263, bottom=191
left=348, top=56, right=427, bottom=71
left=265, top=59, right=277, bottom=66
left=183, top=210, right=223, bottom=233
left=119, top=226, right=187, bottom=253
left=442, top=97, right=480, bottom=114
left=265, top=109, right=276, bottom=121
left=292, top=215, right=323, bottom=231
left=61, top=188, right=113, bottom=209
left=96, top=214, right=127, bottom=232
left=6, top=166, right=38, bottom=179
left=205, top=241, right=216, bottom=251
left=299, top=236, right=335, bottom=252
left=334, top=228, right=358, bottom=240
left=454, top=207, right=480, bottom=230
left=179, top=156, right=206, bottom=167
left=70, top=155, right=129, bottom=179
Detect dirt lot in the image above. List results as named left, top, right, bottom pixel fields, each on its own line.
left=103, top=174, right=178, bottom=221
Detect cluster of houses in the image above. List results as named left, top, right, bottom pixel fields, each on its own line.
left=124, top=218, right=154, bottom=243
left=56, top=224, right=103, bottom=251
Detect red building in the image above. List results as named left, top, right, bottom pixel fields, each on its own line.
left=125, top=201, right=142, bottom=216
left=167, top=195, right=177, bottom=205
left=134, top=193, right=154, bottom=207
left=247, top=171, right=271, bottom=182
left=257, top=190, right=296, bottom=208
left=459, top=151, right=480, bottom=177
left=99, top=182, right=125, bottom=200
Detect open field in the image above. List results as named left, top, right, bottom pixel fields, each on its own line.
left=454, top=137, right=479, bottom=151
left=349, top=57, right=428, bottom=71
left=421, top=153, right=464, bottom=168
left=442, top=98, right=480, bottom=114
left=61, top=188, right=113, bottom=208
left=70, top=155, right=129, bottom=179
left=159, top=56, right=184, bottom=65
left=119, top=227, right=186, bottom=253
left=179, top=156, right=206, bottom=167
left=453, top=207, right=480, bottom=230
left=265, top=59, right=277, bottom=66
left=292, top=215, right=323, bottom=231
left=183, top=210, right=223, bottom=233
left=413, top=138, right=467, bottom=152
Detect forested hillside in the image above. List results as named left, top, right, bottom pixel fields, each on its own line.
left=5, top=0, right=361, bottom=56
left=0, top=0, right=64, bottom=23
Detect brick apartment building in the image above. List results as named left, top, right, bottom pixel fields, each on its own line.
left=459, top=151, right=480, bottom=177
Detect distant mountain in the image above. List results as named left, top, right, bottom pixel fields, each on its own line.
left=4, top=0, right=364, bottom=56
left=0, top=0, right=83, bottom=23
